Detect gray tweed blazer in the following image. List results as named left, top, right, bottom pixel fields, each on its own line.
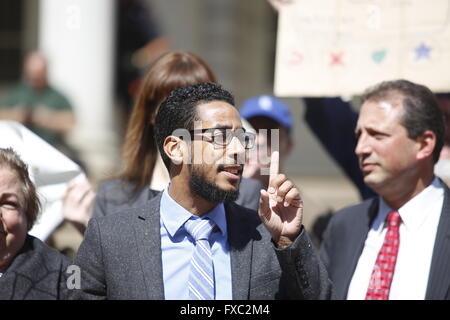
left=0, top=235, right=70, bottom=300
left=71, top=193, right=333, bottom=300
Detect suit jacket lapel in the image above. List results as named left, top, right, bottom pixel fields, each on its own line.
left=225, top=202, right=257, bottom=300
left=132, top=193, right=165, bottom=299
left=131, top=196, right=257, bottom=300
left=342, top=198, right=379, bottom=298
left=426, top=184, right=450, bottom=299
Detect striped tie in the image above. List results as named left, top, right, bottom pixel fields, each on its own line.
left=184, top=218, right=216, bottom=300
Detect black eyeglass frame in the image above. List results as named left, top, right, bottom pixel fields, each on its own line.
left=188, top=127, right=256, bottom=149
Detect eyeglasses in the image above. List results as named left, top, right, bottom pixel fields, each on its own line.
left=189, top=128, right=256, bottom=149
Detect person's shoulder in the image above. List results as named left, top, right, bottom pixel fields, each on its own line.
left=235, top=178, right=263, bottom=211
left=225, top=201, right=262, bottom=228
left=45, top=86, right=73, bottom=109
left=331, top=197, right=377, bottom=224
left=224, top=201, right=269, bottom=244
left=97, top=178, right=158, bottom=206
left=2, top=83, right=29, bottom=105
left=97, top=178, right=138, bottom=202
left=97, top=178, right=129, bottom=194
left=46, top=85, right=67, bottom=98
left=9, top=82, right=28, bottom=93
left=94, top=191, right=162, bottom=225
left=25, top=235, right=71, bottom=267
left=240, top=177, right=264, bottom=190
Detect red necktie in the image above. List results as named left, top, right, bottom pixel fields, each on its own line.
left=365, top=210, right=401, bottom=300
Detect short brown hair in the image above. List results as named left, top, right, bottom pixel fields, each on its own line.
left=0, top=148, right=41, bottom=230
left=120, top=51, right=218, bottom=193
left=362, top=79, right=445, bottom=163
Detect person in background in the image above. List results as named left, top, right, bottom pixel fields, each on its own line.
left=0, top=52, right=76, bottom=159
left=71, top=82, right=333, bottom=300
left=303, top=97, right=377, bottom=200
left=116, top=0, right=170, bottom=126
left=240, top=95, right=294, bottom=188
left=93, top=51, right=263, bottom=218
left=0, top=147, right=70, bottom=299
left=320, top=79, right=450, bottom=300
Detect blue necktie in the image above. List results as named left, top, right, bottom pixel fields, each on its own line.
left=184, top=218, right=216, bottom=300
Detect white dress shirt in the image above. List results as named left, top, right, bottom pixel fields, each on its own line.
left=347, top=177, right=444, bottom=300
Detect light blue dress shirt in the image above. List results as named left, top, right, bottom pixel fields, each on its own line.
left=160, top=187, right=232, bottom=300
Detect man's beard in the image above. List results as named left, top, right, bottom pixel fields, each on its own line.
left=189, top=166, right=240, bottom=203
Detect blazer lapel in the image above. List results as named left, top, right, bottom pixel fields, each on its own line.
left=225, top=202, right=259, bottom=300
left=132, top=193, right=165, bottom=299
left=342, top=198, right=379, bottom=298
left=426, top=184, right=450, bottom=299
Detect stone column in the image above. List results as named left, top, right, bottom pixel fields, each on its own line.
left=38, top=0, right=118, bottom=180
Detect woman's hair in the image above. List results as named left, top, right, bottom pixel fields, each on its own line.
left=0, top=148, right=41, bottom=230
left=120, top=51, right=218, bottom=193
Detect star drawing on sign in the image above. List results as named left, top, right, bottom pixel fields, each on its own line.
left=415, top=42, right=431, bottom=60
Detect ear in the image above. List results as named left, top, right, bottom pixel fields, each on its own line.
left=163, top=136, right=186, bottom=166
left=416, top=130, right=436, bottom=161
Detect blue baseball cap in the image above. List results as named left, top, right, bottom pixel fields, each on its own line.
left=239, top=95, right=293, bottom=132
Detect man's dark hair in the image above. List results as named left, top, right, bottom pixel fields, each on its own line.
left=362, top=79, right=445, bottom=163
left=154, top=82, right=235, bottom=170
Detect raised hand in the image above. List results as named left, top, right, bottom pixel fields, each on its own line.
left=62, top=176, right=96, bottom=234
left=258, top=151, right=303, bottom=248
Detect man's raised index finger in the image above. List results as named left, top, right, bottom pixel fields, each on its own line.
left=269, top=151, right=279, bottom=184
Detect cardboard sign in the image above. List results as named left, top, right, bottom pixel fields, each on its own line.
left=274, top=0, right=450, bottom=96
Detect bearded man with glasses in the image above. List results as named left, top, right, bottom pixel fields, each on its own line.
left=71, top=82, right=333, bottom=300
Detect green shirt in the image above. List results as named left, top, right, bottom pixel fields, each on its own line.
left=1, top=82, right=73, bottom=147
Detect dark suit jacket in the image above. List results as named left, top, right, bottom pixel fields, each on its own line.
left=72, top=193, right=333, bottom=300
left=0, top=235, right=71, bottom=300
left=320, top=183, right=450, bottom=299
left=92, top=177, right=263, bottom=219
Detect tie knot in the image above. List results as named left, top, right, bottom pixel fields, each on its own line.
left=184, top=218, right=216, bottom=241
left=387, top=210, right=401, bottom=227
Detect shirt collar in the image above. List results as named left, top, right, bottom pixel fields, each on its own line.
left=376, top=176, right=444, bottom=231
left=160, top=186, right=227, bottom=238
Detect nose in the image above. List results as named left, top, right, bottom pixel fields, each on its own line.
left=230, top=135, right=246, bottom=154
left=227, top=135, right=246, bottom=163
left=355, top=132, right=371, bottom=157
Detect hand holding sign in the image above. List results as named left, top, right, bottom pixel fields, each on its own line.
left=258, top=151, right=303, bottom=248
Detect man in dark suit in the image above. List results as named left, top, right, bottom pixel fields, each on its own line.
left=71, top=82, right=333, bottom=300
left=321, top=79, right=450, bottom=300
